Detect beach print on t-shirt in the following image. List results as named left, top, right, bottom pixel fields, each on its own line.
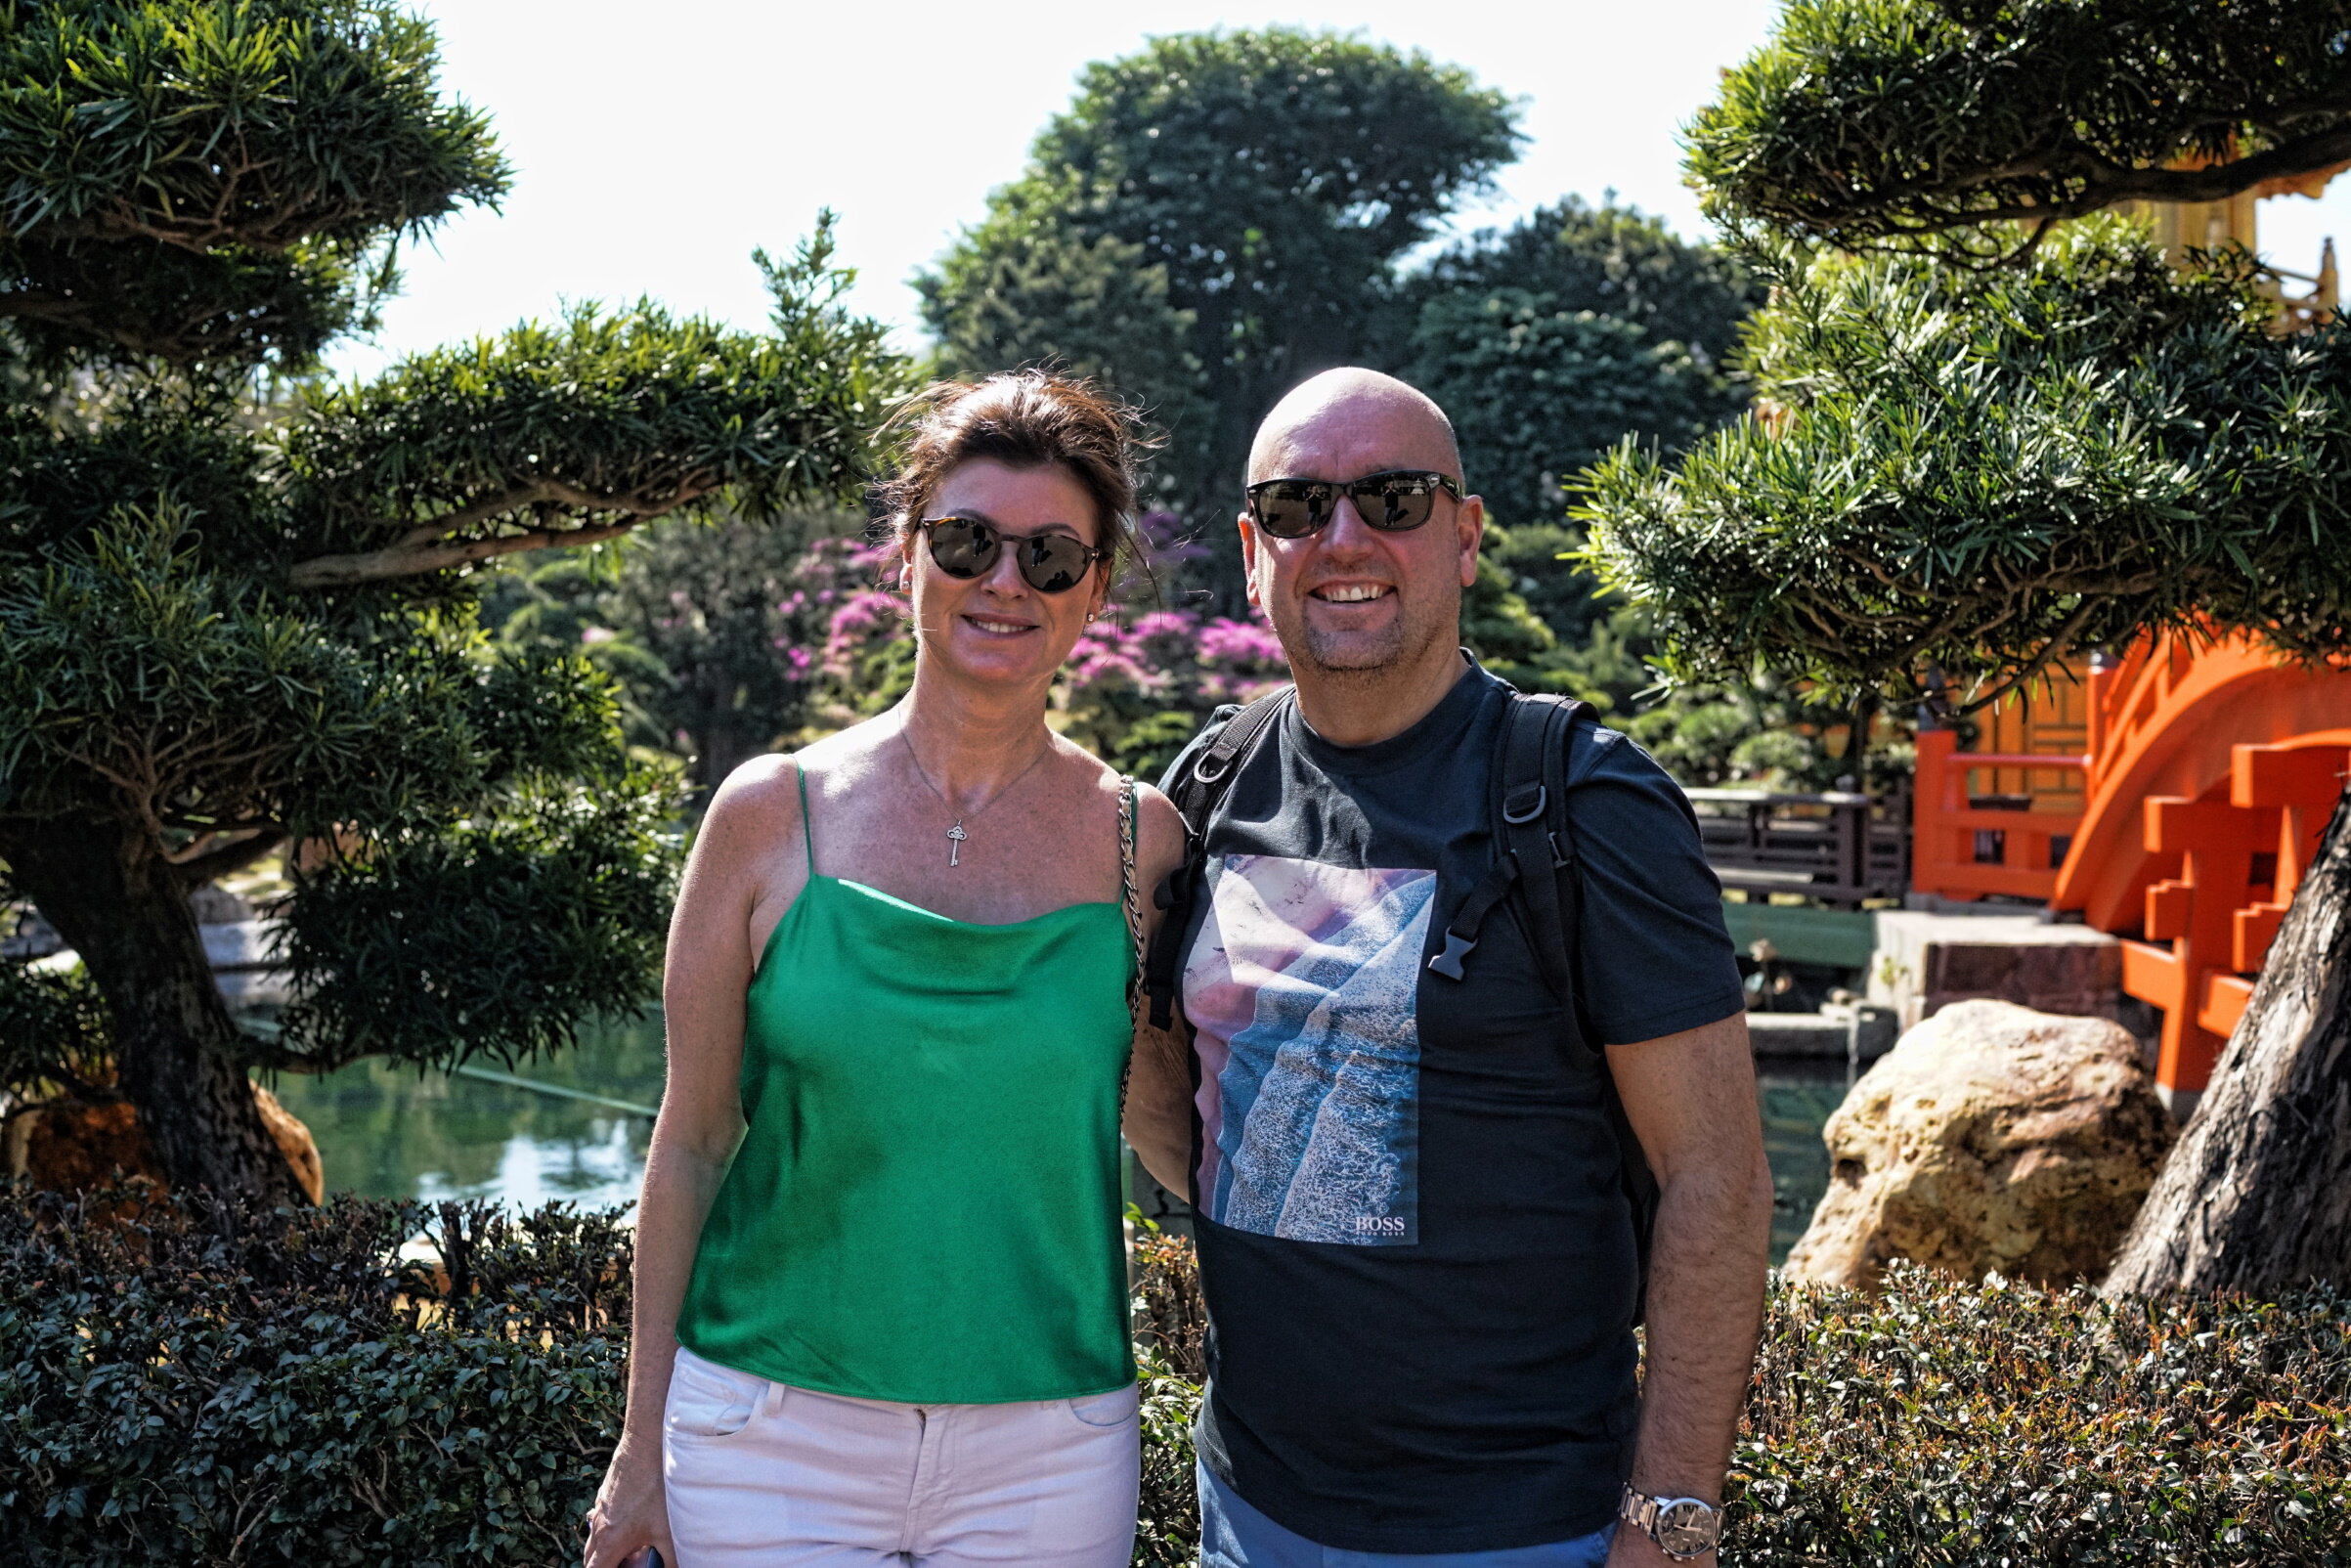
left=1183, top=854, right=1433, bottom=1245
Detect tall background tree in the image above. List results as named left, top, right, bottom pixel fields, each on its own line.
left=1589, top=0, right=2351, bottom=1294
left=920, top=28, right=1521, bottom=598
left=0, top=0, right=905, bottom=1201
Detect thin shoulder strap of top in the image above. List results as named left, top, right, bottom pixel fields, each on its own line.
left=795, top=759, right=816, bottom=876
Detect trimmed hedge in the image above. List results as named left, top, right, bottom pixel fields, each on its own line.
left=1734, top=1263, right=2351, bottom=1565
left=6, top=1188, right=2346, bottom=1565
left=0, top=1186, right=631, bottom=1565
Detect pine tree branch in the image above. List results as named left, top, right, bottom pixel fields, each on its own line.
left=1876, top=126, right=2351, bottom=233
left=167, top=831, right=287, bottom=889
left=286, top=477, right=716, bottom=588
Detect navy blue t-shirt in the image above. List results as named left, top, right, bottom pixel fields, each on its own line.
left=1166, top=660, right=1743, bottom=1553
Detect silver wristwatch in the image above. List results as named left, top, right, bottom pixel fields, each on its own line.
left=1618, top=1485, right=1723, bottom=1560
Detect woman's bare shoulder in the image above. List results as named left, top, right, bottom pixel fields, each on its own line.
left=1128, top=779, right=1188, bottom=881
left=1058, top=746, right=1179, bottom=869
left=784, top=719, right=896, bottom=797
left=685, top=754, right=805, bottom=880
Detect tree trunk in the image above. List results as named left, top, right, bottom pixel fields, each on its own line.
left=0, top=813, right=306, bottom=1204
left=2104, top=785, right=2351, bottom=1295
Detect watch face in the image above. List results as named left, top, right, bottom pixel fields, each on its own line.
left=1655, top=1499, right=1721, bottom=1553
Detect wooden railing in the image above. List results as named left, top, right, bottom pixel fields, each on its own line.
left=1688, top=786, right=1910, bottom=910
left=1909, top=728, right=2087, bottom=902
left=1912, top=628, right=2351, bottom=1107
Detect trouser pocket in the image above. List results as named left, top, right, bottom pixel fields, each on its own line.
left=1064, top=1381, right=1141, bottom=1429
left=666, top=1346, right=767, bottom=1440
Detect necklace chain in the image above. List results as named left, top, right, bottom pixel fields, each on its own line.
left=897, top=727, right=1051, bottom=867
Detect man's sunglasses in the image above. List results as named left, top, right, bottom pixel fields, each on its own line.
left=1244, top=469, right=1462, bottom=540
left=918, top=516, right=1110, bottom=594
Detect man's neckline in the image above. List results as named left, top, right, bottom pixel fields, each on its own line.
left=1285, top=655, right=1492, bottom=777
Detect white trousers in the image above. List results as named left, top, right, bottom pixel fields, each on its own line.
left=662, top=1345, right=1141, bottom=1568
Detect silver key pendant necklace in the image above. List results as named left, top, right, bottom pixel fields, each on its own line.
left=898, top=727, right=1051, bottom=867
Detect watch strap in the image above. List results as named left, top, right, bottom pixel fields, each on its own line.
left=1617, top=1485, right=1722, bottom=1560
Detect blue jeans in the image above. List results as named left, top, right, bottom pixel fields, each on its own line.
left=1197, top=1462, right=1617, bottom=1567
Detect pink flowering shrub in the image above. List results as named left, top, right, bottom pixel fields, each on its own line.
left=1060, top=606, right=1288, bottom=775
left=800, top=537, right=914, bottom=720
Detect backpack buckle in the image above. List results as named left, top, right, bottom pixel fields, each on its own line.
left=1427, top=929, right=1477, bottom=980
left=1502, top=783, right=1546, bottom=825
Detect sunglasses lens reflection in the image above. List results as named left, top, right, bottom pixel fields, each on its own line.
left=1023, top=536, right=1093, bottom=592
left=929, top=519, right=996, bottom=578
left=1255, top=482, right=1332, bottom=539
left=927, top=518, right=1097, bottom=593
left=1250, top=474, right=1448, bottom=537
left=1371, top=483, right=1432, bottom=531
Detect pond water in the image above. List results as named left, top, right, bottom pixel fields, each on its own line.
left=265, top=1010, right=1851, bottom=1267
left=265, top=1008, right=666, bottom=1215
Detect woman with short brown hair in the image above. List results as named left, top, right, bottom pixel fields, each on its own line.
left=585, top=370, right=1185, bottom=1568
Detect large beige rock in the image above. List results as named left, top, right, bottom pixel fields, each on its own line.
left=9, top=1083, right=324, bottom=1204
left=1783, top=999, right=2172, bottom=1289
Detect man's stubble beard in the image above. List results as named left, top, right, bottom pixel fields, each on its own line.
left=1287, top=590, right=1458, bottom=686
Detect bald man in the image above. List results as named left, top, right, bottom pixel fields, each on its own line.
left=1134, top=370, right=1772, bottom=1567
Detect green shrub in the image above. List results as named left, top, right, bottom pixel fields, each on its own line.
left=0, top=1185, right=631, bottom=1565
left=1131, top=1225, right=1208, bottom=1568
left=9, top=1189, right=2345, bottom=1565
left=1735, top=1263, right=2351, bottom=1565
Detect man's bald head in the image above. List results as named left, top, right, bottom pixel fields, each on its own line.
left=1247, top=369, right=1461, bottom=487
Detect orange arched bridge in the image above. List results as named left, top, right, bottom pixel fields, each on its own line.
left=1912, top=632, right=2351, bottom=1104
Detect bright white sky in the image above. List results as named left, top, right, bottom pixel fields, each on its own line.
left=329, top=0, right=2351, bottom=380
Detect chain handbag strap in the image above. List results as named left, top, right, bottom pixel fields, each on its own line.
left=1117, top=775, right=1144, bottom=1117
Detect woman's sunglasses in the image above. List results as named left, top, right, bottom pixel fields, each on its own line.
left=918, top=516, right=1110, bottom=594
left=1243, top=469, right=1462, bottom=539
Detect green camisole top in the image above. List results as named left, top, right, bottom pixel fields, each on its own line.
left=675, top=765, right=1136, bottom=1404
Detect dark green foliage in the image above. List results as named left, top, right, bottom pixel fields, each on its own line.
left=1623, top=681, right=1916, bottom=795
left=1412, top=197, right=1761, bottom=370
left=0, top=385, right=279, bottom=564
left=272, top=765, right=680, bottom=1071
left=1580, top=221, right=2351, bottom=714
left=0, top=501, right=490, bottom=833
left=917, top=220, right=1206, bottom=485
left=1394, top=200, right=1754, bottom=670
left=1131, top=1226, right=1207, bottom=1568
left=0, top=0, right=506, bottom=369
left=1483, top=521, right=1607, bottom=652
left=0, top=1184, right=631, bottom=1565
left=1133, top=1351, right=1203, bottom=1568
left=0, top=955, right=109, bottom=1097
left=922, top=28, right=1520, bottom=571
left=1459, top=524, right=1558, bottom=673
left=1734, top=1264, right=2351, bottom=1564
left=1409, top=294, right=1738, bottom=531
left=0, top=2, right=906, bottom=1197
left=20, top=1198, right=2347, bottom=1565
left=287, top=231, right=903, bottom=581
left=484, top=510, right=868, bottom=791
left=1686, top=0, right=2351, bottom=260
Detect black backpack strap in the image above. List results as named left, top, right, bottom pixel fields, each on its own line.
left=1447, top=693, right=1660, bottom=1316
left=1507, top=694, right=1663, bottom=1317
left=1500, top=694, right=1589, bottom=1013
left=1143, top=687, right=1292, bottom=1027
left=1428, top=693, right=1593, bottom=985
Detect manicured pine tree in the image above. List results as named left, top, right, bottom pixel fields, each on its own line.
left=1586, top=0, right=2351, bottom=1293
left=0, top=1, right=904, bottom=1200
